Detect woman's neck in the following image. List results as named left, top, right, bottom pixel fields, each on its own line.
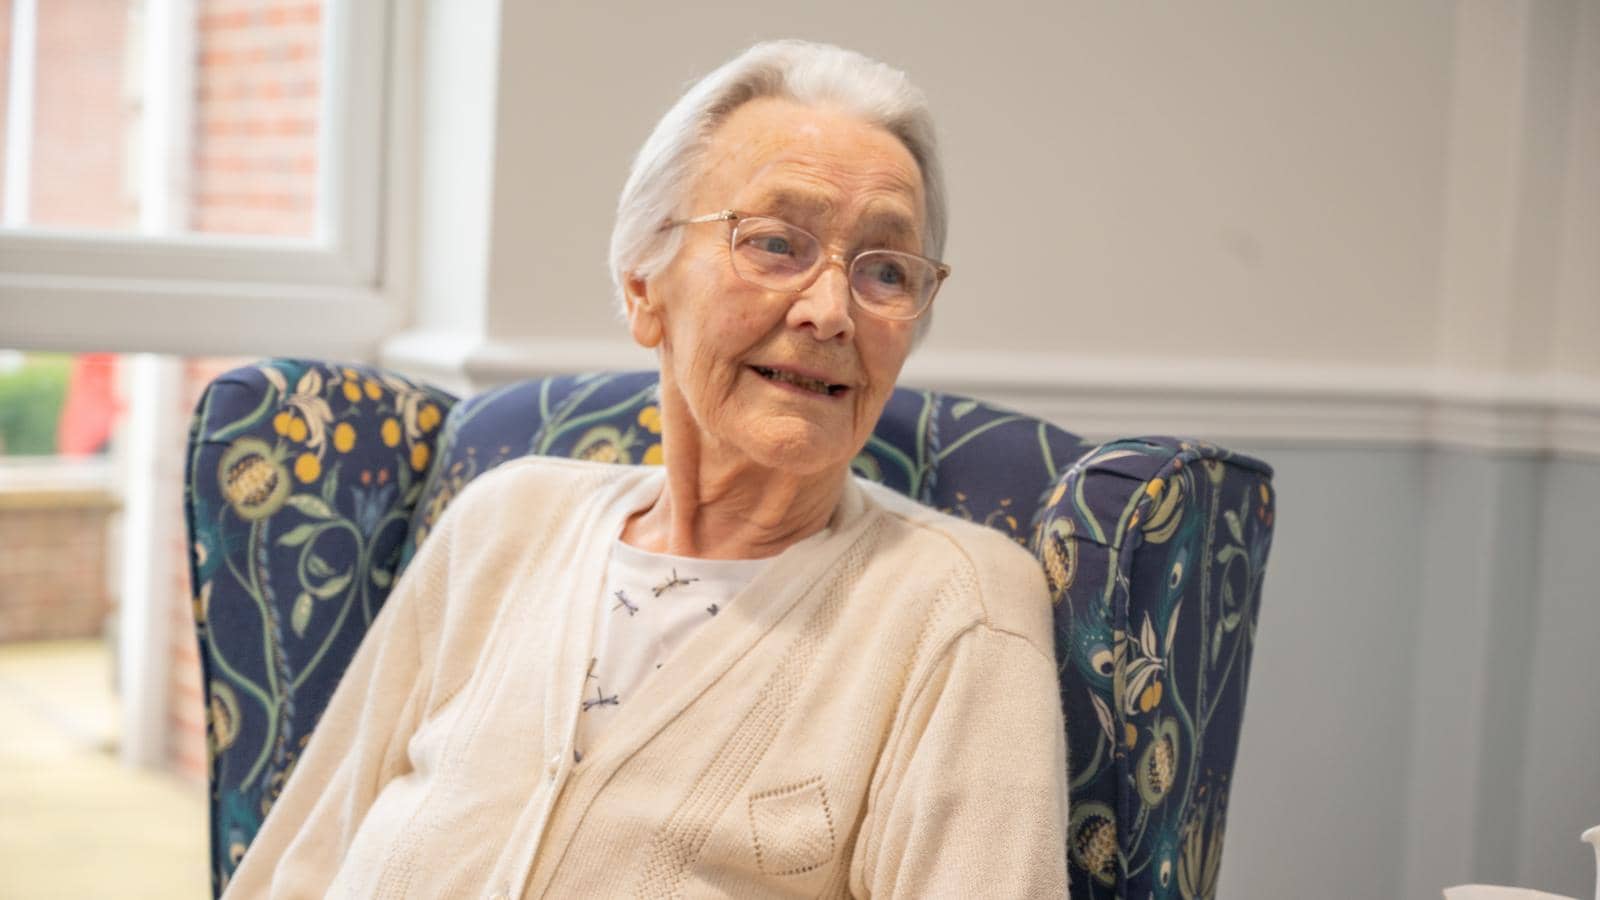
left=620, top=447, right=846, bottom=560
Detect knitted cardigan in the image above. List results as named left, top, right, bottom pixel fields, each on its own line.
left=223, top=457, right=1068, bottom=898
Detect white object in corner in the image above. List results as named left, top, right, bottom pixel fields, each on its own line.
left=1443, top=888, right=1574, bottom=900
left=1585, top=825, right=1600, bottom=900
left=1441, top=826, right=1600, bottom=900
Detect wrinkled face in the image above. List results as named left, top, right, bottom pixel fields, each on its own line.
left=626, top=96, right=927, bottom=477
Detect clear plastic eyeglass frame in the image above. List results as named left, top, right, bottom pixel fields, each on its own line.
left=659, top=209, right=951, bottom=321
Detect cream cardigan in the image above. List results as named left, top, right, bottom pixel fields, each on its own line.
left=224, top=458, right=1069, bottom=899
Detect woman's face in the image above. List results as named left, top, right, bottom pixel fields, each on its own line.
left=626, top=97, right=927, bottom=478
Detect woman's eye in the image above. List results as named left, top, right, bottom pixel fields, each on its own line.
left=860, top=259, right=906, bottom=287
left=753, top=236, right=792, bottom=255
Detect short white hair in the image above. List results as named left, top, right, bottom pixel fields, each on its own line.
left=608, top=40, right=948, bottom=339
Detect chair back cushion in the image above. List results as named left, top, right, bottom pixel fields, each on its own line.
left=400, top=371, right=1091, bottom=559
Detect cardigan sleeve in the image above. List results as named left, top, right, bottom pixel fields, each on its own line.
left=860, top=623, right=1070, bottom=899
left=221, top=516, right=452, bottom=898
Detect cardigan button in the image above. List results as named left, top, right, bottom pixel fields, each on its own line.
left=546, top=753, right=561, bottom=781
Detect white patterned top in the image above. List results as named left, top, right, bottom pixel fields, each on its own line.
left=573, top=538, right=772, bottom=764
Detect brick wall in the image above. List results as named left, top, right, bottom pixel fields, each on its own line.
left=168, top=447, right=208, bottom=783
left=30, top=0, right=136, bottom=228
left=0, top=496, right=117, bottom=642
left=192, top=0, right=321, bottom=236
left=2, top=0, right=322, bottom=235
left=0, top=0, right=12, bottom=204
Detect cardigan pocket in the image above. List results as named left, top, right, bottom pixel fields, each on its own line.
left=746, top=776, right=837, bottom=877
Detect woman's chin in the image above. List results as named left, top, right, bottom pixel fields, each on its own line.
left=735, top=419, right=855, bottom=476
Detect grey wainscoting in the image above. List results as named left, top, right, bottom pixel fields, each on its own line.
left=1215, top=447, right=1600, bottom=900
left=1515, top=459, right=1600, bottom=895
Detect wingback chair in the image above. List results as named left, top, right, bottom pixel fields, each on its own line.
left=184, top=359, right=1275, bottom=899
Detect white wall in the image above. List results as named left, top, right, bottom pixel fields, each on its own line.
left=477, top=1, right=1459, bottom=366
left=391, top=0, right=1597, bottom=444
left=1550, top=2, right=1600, bottom=379
left=399, top=0, right=1473, bottom=365
left=1433, top=1, right=1599, bottom=381
left=386, top=3, right=1600, bottom=896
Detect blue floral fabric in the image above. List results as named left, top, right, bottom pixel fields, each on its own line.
left=184, top=361, right=453, bottom=889
left=1039, top=440, right=1274, bottom=897
left=186, top=361, right=1275, bottom=899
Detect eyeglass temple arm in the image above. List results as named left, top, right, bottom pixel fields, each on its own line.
left=661, top=210, right=739, bottom=229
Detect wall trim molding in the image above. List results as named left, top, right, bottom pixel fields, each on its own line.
left=380, top=331, right=1600, bottom=460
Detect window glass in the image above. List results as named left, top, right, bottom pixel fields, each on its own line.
left=0, top=0, right=324, bottom=237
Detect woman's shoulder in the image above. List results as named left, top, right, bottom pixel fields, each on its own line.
left=402, top=458, right=655, bottom=638
left=444, top=457, right=651, bottom=524
left=854, top=479, right=1052, bottom=654
left=855, top=477, right=1041, bottom=578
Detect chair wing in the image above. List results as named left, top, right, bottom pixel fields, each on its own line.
left=1039, top=439, right=1274, bottom=898
left=184, top=360, right=456, bottom=893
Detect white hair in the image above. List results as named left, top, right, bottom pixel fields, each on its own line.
left=608, top=40, right=948, bottom=339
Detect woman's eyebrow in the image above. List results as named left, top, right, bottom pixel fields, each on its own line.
left=750, top=190, right=919, bottom=245
left=855, top=209, right=918, bottom=245
left=754, top=189, right=833, bottom=220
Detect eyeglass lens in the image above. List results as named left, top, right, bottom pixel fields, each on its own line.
left=731, top=217, right=936, bottom=319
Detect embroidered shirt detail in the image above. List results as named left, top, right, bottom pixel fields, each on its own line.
left=582, top=684, right=619, bottom=711
left=652, top=567, right=701, bottom=597
left=572, top=540, right=771, bottom=764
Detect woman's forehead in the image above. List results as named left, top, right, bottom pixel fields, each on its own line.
left=695, top=99, right=925, bottom=231
left=746, top=186, right=919, bottom=244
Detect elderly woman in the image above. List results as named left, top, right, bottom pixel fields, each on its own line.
left=226, top=40, right=1067, bottom=898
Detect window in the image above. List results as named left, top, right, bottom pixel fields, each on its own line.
left=0, top=0, right=400, bottom=359
left=0, top=4, right=401, bottom=889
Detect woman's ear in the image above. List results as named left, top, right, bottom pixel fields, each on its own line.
left=624, top=272, right=664, bottom=349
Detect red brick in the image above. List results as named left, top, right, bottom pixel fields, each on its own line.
left=0, top=504, right=114, bottom=641
left=0, top=0, right=12, bottom=203
left=27, top=0, right=132, bottom=228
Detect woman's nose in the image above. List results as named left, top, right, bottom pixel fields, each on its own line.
left=788, top=256, right=855, bottom=342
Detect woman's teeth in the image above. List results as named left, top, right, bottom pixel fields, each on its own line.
left=752, top=366, right=845, bottom=396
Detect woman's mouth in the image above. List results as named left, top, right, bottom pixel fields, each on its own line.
left=750, top=365, right=849, bottom=397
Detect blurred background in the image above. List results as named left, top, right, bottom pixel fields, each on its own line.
left=1, top=1, right=1596, bottom=898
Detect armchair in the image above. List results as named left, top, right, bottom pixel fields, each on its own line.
left=184, top=359, right=1275, bottom=898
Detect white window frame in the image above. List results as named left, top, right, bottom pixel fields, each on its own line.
left=0, top=0, right=404, bottom=360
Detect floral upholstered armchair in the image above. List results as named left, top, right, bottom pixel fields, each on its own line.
left=184, top=359, right=1275, bottom=898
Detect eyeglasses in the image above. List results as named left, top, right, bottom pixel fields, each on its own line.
left=659, top=210, right=950, bottom=321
